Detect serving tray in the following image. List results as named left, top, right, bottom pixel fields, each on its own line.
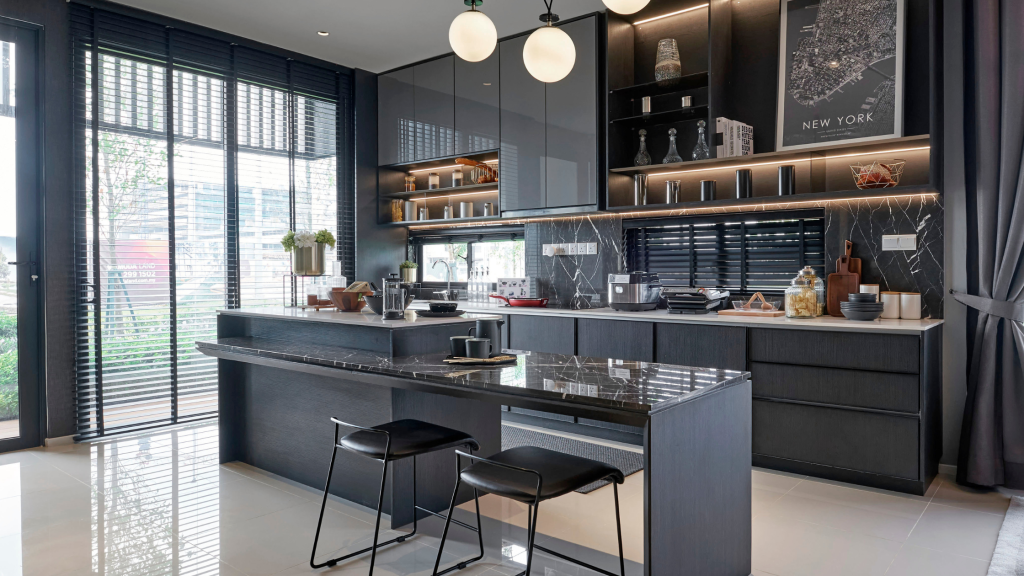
left=443, top=354, right=518, bottom=366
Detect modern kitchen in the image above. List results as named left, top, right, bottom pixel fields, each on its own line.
left=2, top=0, right=1023, bottom=576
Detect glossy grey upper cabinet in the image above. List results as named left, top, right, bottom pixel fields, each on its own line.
left=414, top=57, right=455, bottom=160
left=378, top=67, right=415, bottom=166
left=454, top=52, right=499, bottom=155
left=499, top=34, right=546, bottom=213
left=545, top=16, right=598, bottom=208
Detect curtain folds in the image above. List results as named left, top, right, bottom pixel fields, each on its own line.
left=955, top=0, right=1024, bottom=488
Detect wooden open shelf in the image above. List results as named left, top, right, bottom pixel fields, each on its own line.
left=382, top=183, right=499, bottom=200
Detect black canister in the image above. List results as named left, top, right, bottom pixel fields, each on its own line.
left=778, top=165, right=796, bottom=196
left=735, top=169, right=752, bottom=199
left=700, top=180, right=717, bottom=201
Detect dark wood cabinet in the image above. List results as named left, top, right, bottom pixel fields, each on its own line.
left=414, top=57, right=455, bottom=160
left=545, top=17, right=599, bottom=209
left=377, top=67, right=415, bottom=165
left=455, top=52, right=499, bottom=155
left=508, top=315, right=575, bottom=355
left=577, top=319, right=653, bottom=362
left=499, top=34, right=546, bottom=213
left=655, top=323, right=746, bottom=370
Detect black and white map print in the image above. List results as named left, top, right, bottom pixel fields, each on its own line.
left=777, top=0, right=904, bottom=149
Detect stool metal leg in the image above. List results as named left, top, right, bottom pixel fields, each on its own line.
left=613, top=483, right=625, bottom=576
left=430, top=449, right=485, bottom=576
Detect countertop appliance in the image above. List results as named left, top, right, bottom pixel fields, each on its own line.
left=608, top=272, right=662, bottom=312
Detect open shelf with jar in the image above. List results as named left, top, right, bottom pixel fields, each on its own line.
left=378, top=149, right=499, bottom=225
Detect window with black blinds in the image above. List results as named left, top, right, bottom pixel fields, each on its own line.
left=71, top=4, right=355, bottom=439
left=623, top=210, right=826, bottom=295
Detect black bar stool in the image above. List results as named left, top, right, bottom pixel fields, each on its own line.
left=311, top=418, right=485, bottom=576
left=432, top=446, right=626, bottom=576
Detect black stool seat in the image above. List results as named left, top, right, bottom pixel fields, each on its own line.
left=340, top=419, right=481, bottom=461
left=460, top=446, right=625, bottom=503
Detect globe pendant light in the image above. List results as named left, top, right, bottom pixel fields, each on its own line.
left=449, top=0, right=497, bottom=62
left=523, top=0, right=575, bottom=83
left=601, top=0, right=650, bottom=15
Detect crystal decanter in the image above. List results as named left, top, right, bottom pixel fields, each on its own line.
left=662, top=128, right=683, bottom=164
left=634, top=129, right=652, bottom=166
left=692, top=120, right=711, bottom=161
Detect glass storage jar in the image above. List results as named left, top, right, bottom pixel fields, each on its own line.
left=796, top=266, right=825, bottom=316
left=404, top=175, right=416, bottom=192
left=785, top=272, right=818, bottom=318
left=428, top=172, right=440, bottom=189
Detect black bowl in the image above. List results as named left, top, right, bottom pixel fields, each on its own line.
left=841, top=308, right=884, bottom=321
left=848, top=293, right=878, bottom=303
left=429, top=301, right=459, bottom=313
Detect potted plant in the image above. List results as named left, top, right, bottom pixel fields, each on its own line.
left=399, top=260, right=418, bottom=283
left=282, top=229, right=336, bottom=276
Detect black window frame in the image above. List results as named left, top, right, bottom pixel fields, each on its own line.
left=410, top=227, right=525, bottom=289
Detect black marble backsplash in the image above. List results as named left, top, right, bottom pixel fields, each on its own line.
left=521, top=195, right=944, bottom=317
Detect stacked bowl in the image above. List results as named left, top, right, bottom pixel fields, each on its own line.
left=841, top=293, right=885, bottom=321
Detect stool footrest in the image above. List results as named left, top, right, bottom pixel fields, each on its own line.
left=313, top=533, right=409, bottom=569
left=415, top=505, right=480, bottom=533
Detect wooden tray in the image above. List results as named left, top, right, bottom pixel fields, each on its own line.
left=443, top=354, right=518, bottom=366
left=717, top=309, right=785, bottom=317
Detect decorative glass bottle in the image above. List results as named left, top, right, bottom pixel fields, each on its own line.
left=692, top=120, right=711, bottom=160
left=662, top=128, right=683, bottom=164
left=654, top=39, right=682, bottom=83
left=634, top=129, right=652, bottom=166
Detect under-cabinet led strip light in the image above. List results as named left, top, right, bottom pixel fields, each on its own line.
left=645, top=146, right=931, bottom=177
left=407, top=159, right=499, bottom=174
left=633, top=3, right=709, bottom=25
left=405, top=192, right=939, bottom=231
left=406, top=189, right=498, bottom=200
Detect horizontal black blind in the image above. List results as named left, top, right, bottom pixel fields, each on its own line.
left=71, top=2, right=354, bottom=439
left=623, top=210, right=826, bottom=295
left=410, top=227, right=525, bottom=246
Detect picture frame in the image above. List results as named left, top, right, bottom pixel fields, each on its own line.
left=775, top=0, right=906, bottom=151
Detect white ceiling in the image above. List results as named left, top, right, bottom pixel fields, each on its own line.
left=108, top=0, right=610, bottom=73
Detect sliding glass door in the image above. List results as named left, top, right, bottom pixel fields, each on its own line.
left=0, top=20, right=42, bottom=452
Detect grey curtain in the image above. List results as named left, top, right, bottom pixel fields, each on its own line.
left=953, top=0, right=1024, bottom=488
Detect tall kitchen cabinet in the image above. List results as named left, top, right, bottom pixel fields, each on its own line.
left=500, top=15, right=601, bottom=215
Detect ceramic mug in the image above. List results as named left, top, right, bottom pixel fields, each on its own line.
left=450, top=336, right=473, bottom=357
left=880, top=291, right=901, bottom=319
left=465, top=338, right=492, bottom=359
left=900, top=293, right=922, bottom=320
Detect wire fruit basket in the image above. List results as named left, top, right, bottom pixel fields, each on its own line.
left=850, top=159, right=906, bottom=190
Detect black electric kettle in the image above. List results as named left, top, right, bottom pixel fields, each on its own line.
left=468, top=318, right=505, bottom=353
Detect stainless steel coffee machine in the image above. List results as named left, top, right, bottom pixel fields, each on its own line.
left=608, top=272, right=662, bottom=311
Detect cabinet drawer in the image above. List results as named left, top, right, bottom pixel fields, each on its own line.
left=656, top=323, right=746, bottom=370
left=751, top=362, right=920, bottom=413
left=749, top=329, right=920, bottom=373
left=508, top=315, right=575, bottom=355
left=753, top=400, right=920, bottom=480
left=577, top=319, right=653, bottom=362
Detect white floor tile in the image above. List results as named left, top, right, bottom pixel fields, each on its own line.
left=904, top=503, right=1005, bottom=561
left=929, top=475, right=1011, bottom=515
left=884, top=544, right=989, bottom=576
left=753, top=513, right=904, bottom=576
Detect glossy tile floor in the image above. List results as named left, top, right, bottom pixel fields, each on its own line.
left=0, top=422, right=1014, bottom=576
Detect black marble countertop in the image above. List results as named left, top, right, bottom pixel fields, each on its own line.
left=197, top=336, right=749, bottom=416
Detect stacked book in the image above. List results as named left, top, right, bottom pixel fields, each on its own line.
left=663, top=287, right=731, bottom=314
left=715, top=118, right=753, bottom=158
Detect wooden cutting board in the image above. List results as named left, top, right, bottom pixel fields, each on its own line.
left=837, top=240, right=862, bottom=277
left=827, top=255, right=861, bottom=317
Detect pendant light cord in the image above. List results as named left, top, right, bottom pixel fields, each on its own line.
left=540, top=0, right=559, bottom=24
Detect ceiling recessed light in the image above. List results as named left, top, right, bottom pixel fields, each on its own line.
left=317, top=31, right=329, bottom=37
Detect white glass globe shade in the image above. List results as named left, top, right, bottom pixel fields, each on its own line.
left=449, top=10, right=497, bottom=62
left=601, top=0, right=650, bottom=15
left=523, top=26, right=576, bottom=83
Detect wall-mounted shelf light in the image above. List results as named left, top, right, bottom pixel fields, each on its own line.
left=633, top=3, right=709, bottom=25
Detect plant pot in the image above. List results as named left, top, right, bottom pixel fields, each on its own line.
left=291, top=243, right=327, bottom=276
left=400, top=268, right=417, bottom=283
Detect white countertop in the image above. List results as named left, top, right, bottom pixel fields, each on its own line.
left=407, top=301, right=944, bottom=335
left=217, top=307, right=500, bottom=329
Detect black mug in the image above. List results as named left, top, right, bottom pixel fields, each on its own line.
left=450, top=336, right=473, bottom=357
left=465, top=338, right=492, bottom=359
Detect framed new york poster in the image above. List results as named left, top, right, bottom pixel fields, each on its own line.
left=775, top=0, right=906, bottom=151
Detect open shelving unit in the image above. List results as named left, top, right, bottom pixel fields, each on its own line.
left=378, top=149, right=499, bottom=225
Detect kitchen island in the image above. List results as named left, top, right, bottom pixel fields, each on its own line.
left=202, top=307, right=752, bottom=576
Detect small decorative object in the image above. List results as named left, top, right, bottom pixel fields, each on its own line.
left=449, top=0, right=497, bottom=63
left=662, top=128, right=683, bottom=164
left=700, top=180, right=716, bottom=201
left=418, top=206, right=430, bottom=221
left=900, top=292, right=922, bottom=320
left=654, top=38, right=682, bottom=83
left=850, top=159, right=905, bottom=189
left=633, top=174, right=648, bottom=205
left=281, top=229, right=334, bottom=276
left=778, top=165, right=796, bottom=195
left=881, top=291, right=901, bottom=319
left=390, top=199, right=403, bottom=222
left=735, top=169, right=752, bottom=199
left=523, top=0, right=576, bottom=83
left=483, top=202, right=495, bottom=216
left=404, top=175, right=416, bottom=192
left=496, top=277, right=530, bottom=299
left=692, top=120, right=710, bottom=160
left=784, top=268, right=817, bottom=318
left=681, top=95, right=693, bottom=108
left=665, top=180, right=681, bottom=203
left=443, top=205, right=454, bottom=219
left=403, top=200, right=418, bottom=221
left=634, top=129, right=652, bottom=166
left=399, top=261, right=418, bottom=284
left=452, top=168, right=464, bottom=187
left=428, top=172, right=440, bottom=189
left=460, top=201, right=474, bottom=218
left=641, top=96, right=651, bottom=116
